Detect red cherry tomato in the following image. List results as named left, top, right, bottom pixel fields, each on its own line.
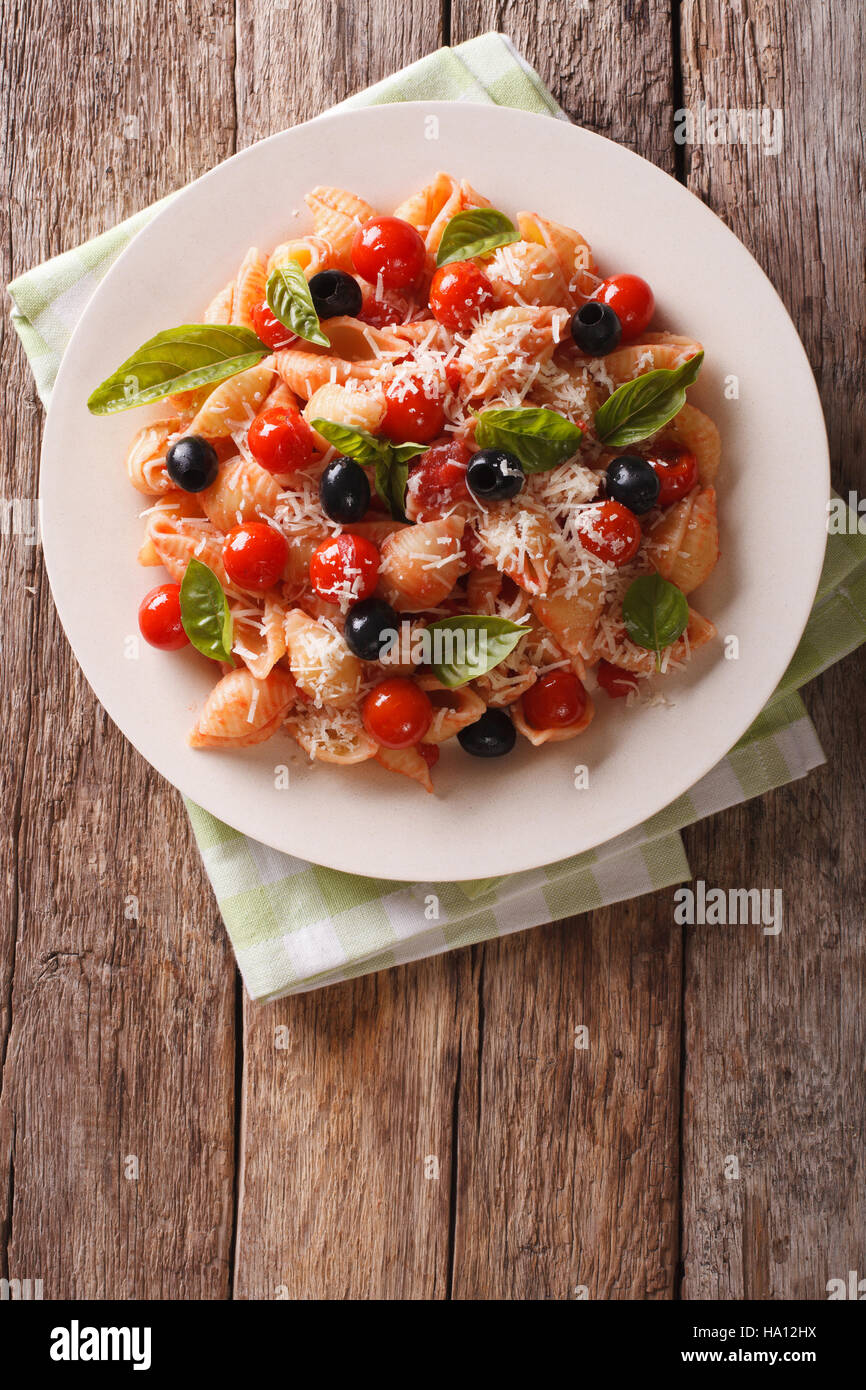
left=418, top=742, right=440, bottom=770
left=597, top=659, right=639, bottom=700
left=429, top=262, right=495, bottom=332
left=309, top=533, right=380, bottom=603
left=523, top=670, right=587, bottom=730
left=362, top=678, right=433, bottom=749
left=575, top=500, right=642, bottom=566
left=251, top=300, right=297, bottom=350
left=358, top=292, right=405, bottom=328
left=381, top=374, right=446, bottom=444
left=138, top=583, right=189, bottom=650
left=646, top=443, right=699, bottom=505
left=406, top=439, right=472, bottom=521
left=248, top=406, right=316, bottom=475
left=592, top=274, right=655, bottom=341
left=351, top=216, right=427, bottom=290
left=223, top=522, right=288, bottom=591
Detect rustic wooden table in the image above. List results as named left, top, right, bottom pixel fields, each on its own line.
left=1, top=0, right=863, bottom=1301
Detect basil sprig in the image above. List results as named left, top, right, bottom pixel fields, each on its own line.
left=87, top=324, right=269, bottom=414
left=475, top=406, right=583, bottom=474
left=594, top=351, right=704, bottom=448
left=311, top=418, right=426, bottom=521
left=436, top=209, right=519, bottom=267
left=621, top=573, right=689, bottom=668
left=180, top=558, right=234, bottom=665
left=425, top=615, right=531, bottom=688
left=266, top=263, right=329, bottom=347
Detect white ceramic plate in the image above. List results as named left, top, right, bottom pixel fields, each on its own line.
left=41, top=103, right=829, bottom=882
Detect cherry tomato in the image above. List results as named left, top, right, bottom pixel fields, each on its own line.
left=523, top=670, right=587, bottom=730
left=646, top=443, right=699, bottom=506
left=309, top=533, right=380, bottom=603
left=592, top=274, right=655, bottom=341
left=251, top=301, right=297, bottom=350
left=444, top=359, right=463, bottom=393
left=248, top=406, right=316, bottom=475
left=461, top=527, right=488, bottom=571
left=223, top=522, right=288, bottom=591
left=381, top=374, right=446, bottom=444
left=358, top=292, right=405, bottom=328
left=575, top=500, right=642, bottom=566
left=351, top=217, right=427, bottom=290
left=597, top=659, right=639, bottom=700
left=406, top=439, right=471, bottom=521
left=429, top=262, right=495, bottom=332
left=362, top=678, right=433, bottom=749
left=418, top=742, right=440, bottom=770
left=138, top=583, right=189, bottom=650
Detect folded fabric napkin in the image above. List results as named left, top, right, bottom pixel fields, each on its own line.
left=10, top=34, right=866, bottom=1000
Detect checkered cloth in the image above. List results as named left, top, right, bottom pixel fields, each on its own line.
left=10, top=34, right=866, bottom=1000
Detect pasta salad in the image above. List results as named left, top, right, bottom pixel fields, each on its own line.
left=89, top=172, right=720, bottom=793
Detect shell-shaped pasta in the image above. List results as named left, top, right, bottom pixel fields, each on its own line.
left=600, top=342, right=703, bottom=388
left=669, top=487, right=719, bottom=594
left=486, top=241, right=574, bottom=309
left=375, top=744, right=434, bottom=793
left=517, top=211, right=596, bottom=298
left=126, top=418, right=181, bottom=494
left=526, top=357, right=601, bottom=422
left=282, top=535, right=319, bottom=601
left=668, top=403, right=721, bottom=484
left=165, top=383, right=220, bottom=420
left=200, top=456, right=281, bottom=532
left=286, top=702, right=378, bottom=764
left=283, top=609, right=363, bottom=709
left=316, top=316, right=407, bottom=363
left=532, top=565, right=609, bottom=661
left=189, top=361, right=275, bottom=437
left=474, top=501, right=559, bottom=597
left=274, top=349, right=379, bottom=399
left=188, top=668, right=295, bottom=748
left=302, top=381, right=386, bottom=439
left=513, top=689, right=595, bottom=745
left=304, top=186, right=377, bottom=268
left=379, top=516, right=466, bottom=611
left=231, top=248, right=267, bottom=329
left=644, top=494, right=692, bottom=575
left=231, top=591, right=288, bottom=679
left=204, top=280, right=235, bottom=324
left=424, top=178, right=491, bottom=256
left=146, top=513, right=234, bottom=589
left=137, top=492, right=205, bottom=566
left=393, top=172, right=458, bottom=235
left=260, top=377, right=299, bottom=414
left=594, top=603, right=716, bottom=674
left=465, top=566, right=504, bottom=614
left=268, top=236, right=332, bottom=279
left=415, top=674, right=487, bottom=744
left=458, top=305, right=570, bottom=398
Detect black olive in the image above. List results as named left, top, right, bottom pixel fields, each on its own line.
left=466, top=448, right=524, bottom=502
left=166, top=435, right=219, bottom=492
left=457, top=708, right=517, bottom=758
left=570, top=301, right=622, bottom=356
left=605, top=455, right=660, bottom=515
left=344, top=597, right=400, bottom=662
left=309, top=270, right=363, bottom=320
left=319, top=456, right=371, bottom=523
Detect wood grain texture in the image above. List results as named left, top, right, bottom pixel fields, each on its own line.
left=0, top=0, right=237, bottom=1298
left=678, top=0, right=866, bottom=1298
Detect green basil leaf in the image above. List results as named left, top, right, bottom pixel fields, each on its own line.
left=310, top=418, right=384, bottom=466
left=594, top=350, right=704, bottom=448
left=474, top=406, right=583, bottom=474
left=436, top=209, right=520, bottom=267
left=426, top=615, right=531, bottom=688
left=180, top=558, right=234, bottom=666
left=87, top=324, right=269, bottom=415
left=266, top=263, right=330, bottom=347
left=621, top=573, right=689, bottom=666
left=374, top=456, right=410, bottom=522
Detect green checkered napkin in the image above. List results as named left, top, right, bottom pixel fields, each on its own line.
left=10, top=34, right=866, bottom=1000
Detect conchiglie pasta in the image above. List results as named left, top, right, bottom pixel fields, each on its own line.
left=146, top=513, right=235, bottom=589
left=473, top=502, right=559, bottom=598
left=415, top=674, right=487, bottom=744
left=667, top=403, right=721, bottom=484
left=379, top=516, right=466, bottom=610
left=486, top=242, right=574, bottom=309
left=275, top=349, right=379, bottom=400
left=188, top=668, right=295, bottom=748
left=231, top=248, right=267, bottom=329
left=594, top=604, right=716, bottom=674
left=267, top=236, right=331, bottom=279
left=200, top=456, right=281, bottom=532
left=286, top=702, right=379, bottom=764
left=126, top=418, right=181, bottom=495
left=283, top=609, right=363, bottom=709
left=532, top=564, right=609, bottom=663
left=203, top=280, right=234, bottom=324
left=517, top=210, right=596, bottom=297
left=512, top=689, right=595, bottom=745
left=302, top=380, right=386, bottom=438
left=189, top=361, right=275, bottom=437
left=230, top=591, right=288, bottom=679
left=375, top=743, right=434, bottom=793
left=304, top=186, right=377, bottom=268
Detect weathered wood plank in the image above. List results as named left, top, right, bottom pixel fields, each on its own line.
left=230, top=0, right=457, bottom=1301
left=447, top=1, right=683, bottom=1299
left=679, top=0, right=866, bottom=1298
left=0, top=0, right=238, bottom=1298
